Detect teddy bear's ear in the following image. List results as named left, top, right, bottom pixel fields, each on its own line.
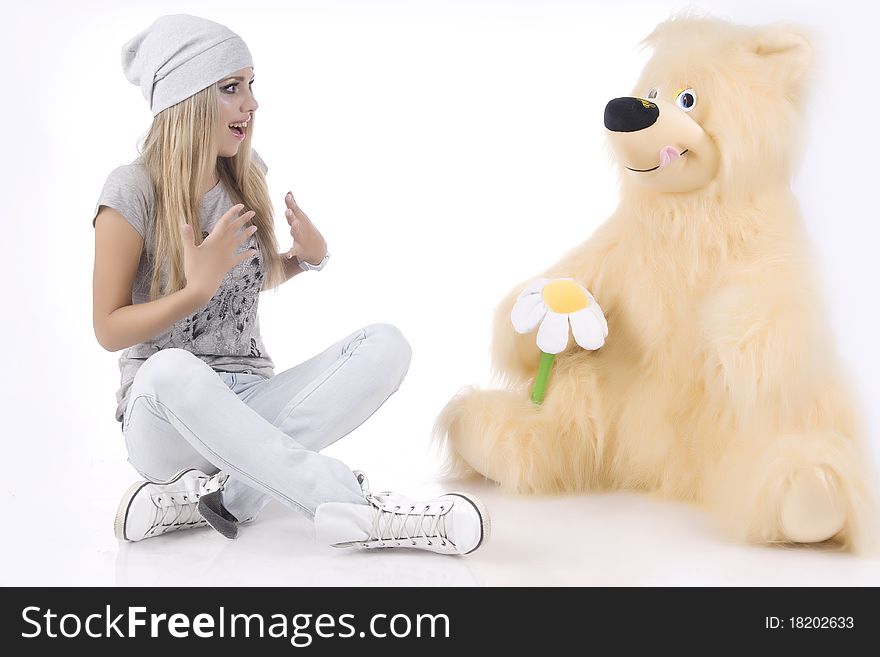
left=749, top=27, right=814, bottom=86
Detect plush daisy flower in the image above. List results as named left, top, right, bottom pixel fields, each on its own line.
left=510, top=277, right=608, bottom=403
left=511, top=278, right=608, bottom=353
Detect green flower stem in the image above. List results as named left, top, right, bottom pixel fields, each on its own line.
left=530, top=351, right=556, bottom=404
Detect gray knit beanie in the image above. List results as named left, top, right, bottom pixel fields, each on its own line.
left=122, top=14, right=253, bottom=116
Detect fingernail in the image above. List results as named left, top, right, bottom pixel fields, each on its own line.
left=285, top=209, right=293, bottom=216
left=287, top=192, right=292, bottom=199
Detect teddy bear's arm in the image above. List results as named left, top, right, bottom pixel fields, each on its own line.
left=698, top=277, right=825, bottom=423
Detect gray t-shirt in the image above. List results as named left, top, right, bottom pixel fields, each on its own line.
left=92, top=150, right=275, bottom=423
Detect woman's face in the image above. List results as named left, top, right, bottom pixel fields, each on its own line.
left=216, top=67, right=258, bottom=157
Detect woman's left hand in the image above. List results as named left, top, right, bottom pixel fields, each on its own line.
left=283, top=191, right=327, bottom=265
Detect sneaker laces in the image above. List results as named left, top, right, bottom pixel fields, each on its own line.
left=146, top=472, right=229, bottom=538
left=365, top=497, right=452, bottom=549
left=353, top=471, right=453, bottom=549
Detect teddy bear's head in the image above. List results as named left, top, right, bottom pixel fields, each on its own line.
left=604, top=16, right=813, bottom=198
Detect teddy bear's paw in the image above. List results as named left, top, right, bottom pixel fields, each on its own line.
left=779, top=465, right=847, bottom=544
left=438, top=443, right=480, bottom=480
left=433, top=385, right=559, bottom=488
left=432, top=386, right=502, bottom=483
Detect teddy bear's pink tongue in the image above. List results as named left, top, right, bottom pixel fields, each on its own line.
left=659, top=145, right=682, bottom=168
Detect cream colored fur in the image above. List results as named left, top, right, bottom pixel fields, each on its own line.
left=434, top=16, right=877, bottom=552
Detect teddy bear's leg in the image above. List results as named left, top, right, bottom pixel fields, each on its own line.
left=705, top=432, right=875, bottom=552
left=434, top=377, right=602, bottom=494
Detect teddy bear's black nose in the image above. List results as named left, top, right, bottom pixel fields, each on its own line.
left=604, top=97, right=660, bottom=133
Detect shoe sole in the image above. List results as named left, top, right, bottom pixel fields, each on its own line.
left=445, top=492, right=491, bottom=555
left=114, top=468, right=198, bottom=542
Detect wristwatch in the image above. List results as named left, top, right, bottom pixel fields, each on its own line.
left=297, top=252, right=330, bottom=272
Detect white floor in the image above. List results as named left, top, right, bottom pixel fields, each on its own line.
left=4, top=356, right=879, bottom=587
left=5, top=444, right=880, bottom=587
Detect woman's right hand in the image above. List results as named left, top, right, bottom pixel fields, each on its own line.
left=180, top=203, right=258, bottom=304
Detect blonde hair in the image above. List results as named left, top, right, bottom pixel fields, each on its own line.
left=137, top=82, right=285, bottom=301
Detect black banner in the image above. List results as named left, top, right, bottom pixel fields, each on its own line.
left=0, top=586, right=875, bottom=653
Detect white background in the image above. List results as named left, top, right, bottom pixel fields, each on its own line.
left=2, top=0, right=879, bottom=585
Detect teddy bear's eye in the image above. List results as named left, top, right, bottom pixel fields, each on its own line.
left=646, top=88, right=659, bottom=100
left=675, top=88, right=697, bottom=111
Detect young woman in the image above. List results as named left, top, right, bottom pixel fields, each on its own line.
left=91, top=14, right=488, bottom=555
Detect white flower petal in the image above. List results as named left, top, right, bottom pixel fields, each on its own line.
left=511, top=296, right=547, bottom=333
left=586, top=294, right=608, bottom=337
left=536, top=311, right=570, bottom=354
left=570, top=308, right=605, bottom=350
left=522, top=277, right=552, bottom=296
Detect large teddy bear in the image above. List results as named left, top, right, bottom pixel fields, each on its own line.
left=436, top=16, right=876, bottom=551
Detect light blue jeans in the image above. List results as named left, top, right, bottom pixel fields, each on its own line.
left=121, top=323, right=412, bottom=522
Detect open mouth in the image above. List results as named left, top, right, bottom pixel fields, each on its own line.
left=229, top=126, right=246, bottom=140
left=626, top=149, right=689, bottom=173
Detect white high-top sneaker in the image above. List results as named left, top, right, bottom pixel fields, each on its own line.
left=314, top=471, right=490, bottom=555
left=114, top=469, right=232, bottom=542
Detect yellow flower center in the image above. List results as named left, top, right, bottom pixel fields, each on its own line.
left=541, top=280, right=590, bottom=314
